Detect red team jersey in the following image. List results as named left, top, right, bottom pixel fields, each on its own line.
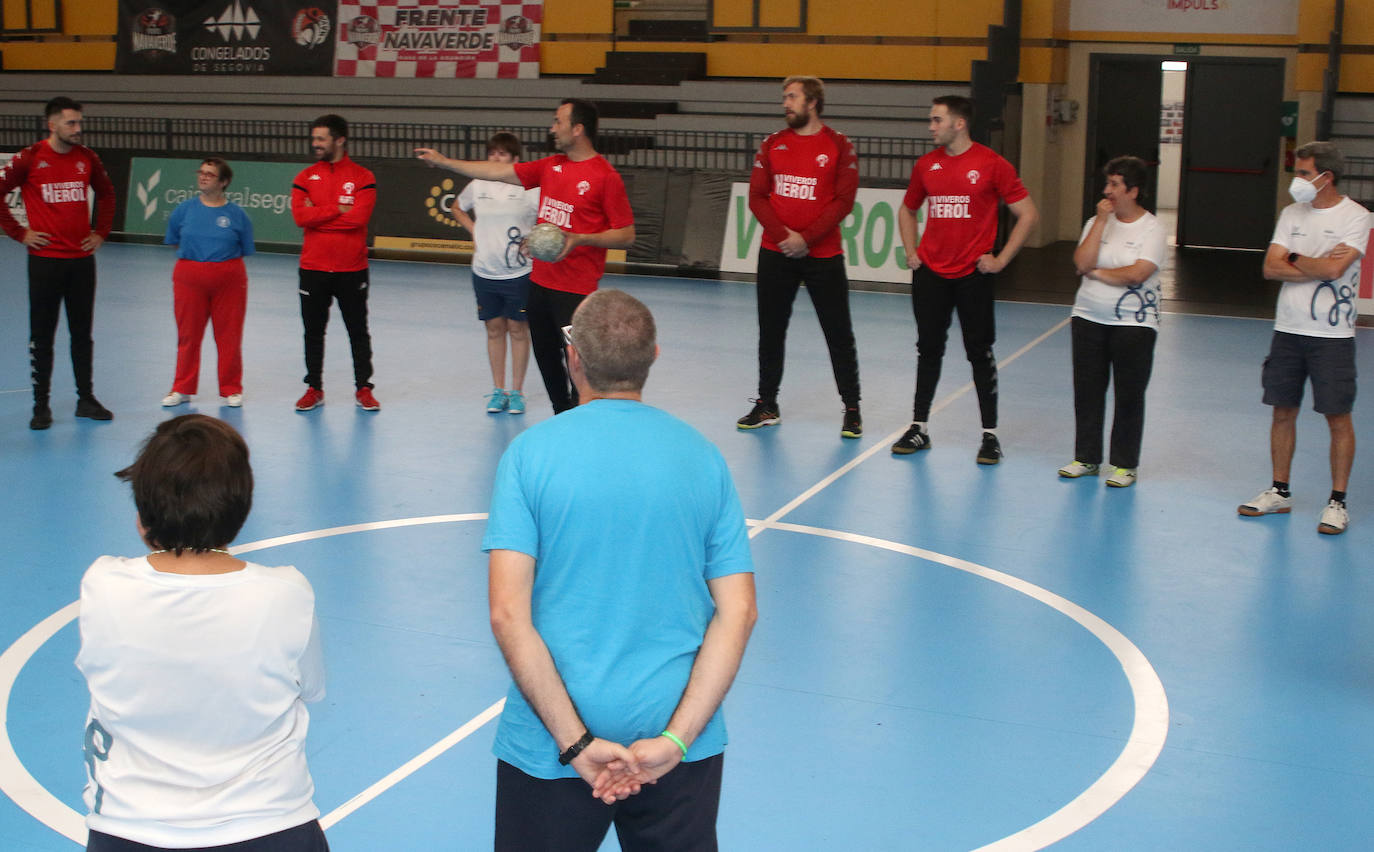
left=513, top=154, right=635, bottom=296
left=748, top=125, right=858, bottom=259
left=902, top=142, right=1028, bottom=278
left=0, top=139, right=115, bottom=259
left=291, top=154, right=377, bottom=273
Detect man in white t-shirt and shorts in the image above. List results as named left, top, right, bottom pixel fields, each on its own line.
left=1239, top=141, right=1368, bottom=534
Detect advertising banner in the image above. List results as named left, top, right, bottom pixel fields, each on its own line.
left=719, top=183, right=924, bottom=285
left=1068, top=0, right=1298, bottom=36
left=116, top=1, right=336, bottom=75
left=334, top=0, right=541, bottom=78
left=124, top=157, right=303, bottom=244
left=368, top=160, right=475, bottom=252
left=1, top=154, right=29, bottom=229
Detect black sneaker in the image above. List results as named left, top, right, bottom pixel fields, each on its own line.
left=75, top=396, right=113, bottom=421
left=976, top=431, right=1002, bottom=465
left=841, top=407, right=862, bottom=438
left=737, top=399, right=780, bottom=430
left=29, top=404, right=52, bottom=431
left=891, top=422, right=931, bottom=455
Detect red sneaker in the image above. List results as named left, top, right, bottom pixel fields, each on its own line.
left=295, top=387, right=324, bottom=411
left=355, top=387, right=380, bottom=411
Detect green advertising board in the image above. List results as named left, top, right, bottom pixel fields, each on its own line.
left=124, top=157, right=303, bottom=245
left=719, top=183, right=921, bottom=284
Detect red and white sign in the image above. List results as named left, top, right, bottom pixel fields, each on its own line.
left=335, top=1, right=541, bottom=78
left=1069, top=0, right=1298, bottom=35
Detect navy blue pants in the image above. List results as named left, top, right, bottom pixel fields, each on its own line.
left=495, top=754, right=724, bottom=852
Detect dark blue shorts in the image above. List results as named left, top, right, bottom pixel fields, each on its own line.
left=87, top=820, right=328, bottom=851
left=474, top=272, right=531, bottom=322
left=1261, top=331, right=1357, bottom=414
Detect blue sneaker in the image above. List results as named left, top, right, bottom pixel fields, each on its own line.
left=485, top=388, right=508, bottom=413
left=506, top=390, right=526, bottom=415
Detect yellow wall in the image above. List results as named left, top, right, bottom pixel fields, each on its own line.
left=1, top=0, right=1367, bottom=96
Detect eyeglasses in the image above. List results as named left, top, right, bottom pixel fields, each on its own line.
left=561, top=324, right=575, bottom=347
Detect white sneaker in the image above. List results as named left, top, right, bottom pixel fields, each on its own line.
left=1106, top=467, right=1137, bottom=488
left=222, top=393, right=243, bottom=407
left=1238, top=487, right=1292, bottom=517
left=1058, top=460, right=1100, bottom=478
left=161, top=391, right=189, bottom=407
left=1317, top=500, right=1348, bottom=535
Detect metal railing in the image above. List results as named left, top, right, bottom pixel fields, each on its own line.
left=1345, top=155, right=1373, bottom=209
left=0, top=115, right=933, bottom=183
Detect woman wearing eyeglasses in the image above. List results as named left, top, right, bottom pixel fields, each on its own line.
left=161, top=157, right=255, bottom=408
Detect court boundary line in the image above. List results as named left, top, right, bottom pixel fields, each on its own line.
left=3, top=311, right=1169, bottom=851
left=750, top=316, right=1071, bottom=538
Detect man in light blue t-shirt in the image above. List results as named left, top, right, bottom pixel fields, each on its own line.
left=483, top=289, right=757, bottom=850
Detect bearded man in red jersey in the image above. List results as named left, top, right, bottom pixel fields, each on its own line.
left=0, top=96, right=116, bottom=430
left=736, top=76, right=863, bottom=440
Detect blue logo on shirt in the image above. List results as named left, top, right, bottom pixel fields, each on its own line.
left=1311, top=279, right=1355, bottom=328
left=1115, top=285, right=1158, bottom=323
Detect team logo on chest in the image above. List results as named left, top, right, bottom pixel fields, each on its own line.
left=76, top=161, right=88, bottom=175
left=577, top=180, right=590, bottom=196
left=966, top=169, right=980, bottom=185
left=816, top=154, right=829, bottom=168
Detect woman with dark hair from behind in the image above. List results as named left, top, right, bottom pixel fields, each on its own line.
left=76, top=414, right=329, bottom=852
left=1059, top=155, right=1168, bottom=488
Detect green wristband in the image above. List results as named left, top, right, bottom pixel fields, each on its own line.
left=661, top=730, right=688, bottom=758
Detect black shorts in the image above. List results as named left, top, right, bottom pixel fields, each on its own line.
left=474, top=272, right=531, bottom=322
left=86, top=820, right=328, bottom=852
left=1261, top=331, right=1357, bottom=414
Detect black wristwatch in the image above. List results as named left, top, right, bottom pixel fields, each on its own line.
left=558, top=731, right=594, bottom=765
left=1288, top=252, right=1300, bottom=265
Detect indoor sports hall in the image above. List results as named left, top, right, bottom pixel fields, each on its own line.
left=3, top=1, right=1373, bottom=850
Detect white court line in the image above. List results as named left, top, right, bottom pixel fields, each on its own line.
left=764, top=522, right=1170, bottom=851
left=0, top=602, right=86, bottom=844
left=0, top=517, right=493, bottom=845
left=4, top=315, right=1163, bottom=850
left=750, top=316, right=1071, bottom=539
left=319, top=698, right=506, bottom=830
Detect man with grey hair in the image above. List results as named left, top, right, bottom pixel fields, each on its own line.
left=1239, top=140, right=1368, bottom=534
left=483, top=288, right=757, bottom=849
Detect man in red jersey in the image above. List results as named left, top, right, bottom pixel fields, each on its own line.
left=290, top=114, right=380, bottom=413
left=0, top=96, right=116, bottom=430
left=892, top=95, right=1038, bottom=464
left=416, top=100, right=635, bottom=414
left=736, top=76, right=862, bottom=439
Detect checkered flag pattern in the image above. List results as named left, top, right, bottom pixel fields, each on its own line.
left=335, top=0, right=541, bottom=78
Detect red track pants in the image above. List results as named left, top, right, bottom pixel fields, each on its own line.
left=171, top=257, right=247, bottom=396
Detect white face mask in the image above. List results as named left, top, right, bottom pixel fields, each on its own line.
left=1288, top=173, right=1325, bottom=204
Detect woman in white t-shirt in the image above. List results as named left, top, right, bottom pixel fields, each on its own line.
left=1059, top=156, right=1169, bottom=488
left=453, top=132, right=540, bottom=415
left=77, top=414, right=328, bottom=852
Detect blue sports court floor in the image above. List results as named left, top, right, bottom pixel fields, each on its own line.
left=1, top=240, right=1371, bottom=850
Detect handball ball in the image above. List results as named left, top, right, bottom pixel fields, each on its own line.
left=526, top=222, right=566, bottom=262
